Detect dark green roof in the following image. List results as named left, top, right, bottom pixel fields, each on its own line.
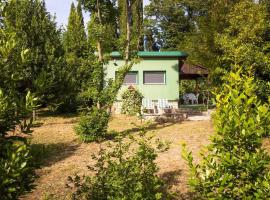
left=111, top=51, right=188, bottom=58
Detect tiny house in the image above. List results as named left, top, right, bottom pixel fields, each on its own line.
left=105, top=51, right=189, bottom=113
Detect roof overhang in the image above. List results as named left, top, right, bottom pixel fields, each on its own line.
left=110, top=51, right=188, bottom=59
left=180, top=62, right=209, bottom=80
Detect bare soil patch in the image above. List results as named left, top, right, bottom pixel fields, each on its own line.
left=21, top=113, right=215, bottom=200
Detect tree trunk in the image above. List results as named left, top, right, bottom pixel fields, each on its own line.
left=96, top=0, right=103, bottom=109
left=97, top=0, right=103, bottom=63
left=125, top=0, right=131, bottom=64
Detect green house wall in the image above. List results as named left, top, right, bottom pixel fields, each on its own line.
left=105, top=58, right=180, bottom=101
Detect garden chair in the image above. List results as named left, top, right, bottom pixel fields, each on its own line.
left=157, top=99, right=172, bottom=114
left=142, top=98, right=156, bottom=114
left=183, top=93, right=199, bottom=104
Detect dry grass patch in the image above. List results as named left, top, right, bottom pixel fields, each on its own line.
left=21, top=113, right=214, bottom=200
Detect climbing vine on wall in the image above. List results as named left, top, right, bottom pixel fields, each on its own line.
left=121, top=87, right=143, bottom=116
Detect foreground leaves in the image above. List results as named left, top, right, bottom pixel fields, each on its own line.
left=183, top=67, right=270, bottom=199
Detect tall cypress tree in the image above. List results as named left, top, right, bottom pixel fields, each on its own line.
left=62, top=1, right=90, bottom=112
left=64, top=2, right=87, bottom=57
left=77, top=1, right=85, bottom=27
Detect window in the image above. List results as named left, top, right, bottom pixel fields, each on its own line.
left=143, top=71, right=166, bottom=84
left=116, top=71, right=138, bottom=85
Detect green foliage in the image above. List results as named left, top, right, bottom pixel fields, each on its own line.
left=0, top=90, right=35, bottom=200
left=67, top=132, right=166, bottom=200
left=0, top=15, right=36, bottom=198
left=216, top=0, right=270, bottom=102
left=1, top=0, right=68, bottom=110
left=216, top=0, right=267, bottom=66
left=18, top=91, right=39, bottom=133
left=61, top=1, right=90, bottom=113
left=64, top=2, right=87, bottom=57
left=77, top=60, right=138, bottom=142
left=0, top=89, right=16, bottom=137
left=183, top=67, right=270, bottom=199
left=121, top=88, right=143, bottom=116
left=179, top=80, right=196, bottom=97
left=87, top=13, right=117, bottom=53
left=0, top=140, right=35, bottom=200
left=118, top=0, right=144, bottom=51
left=82, top=0, right=118, bottom=53
left=75, top=107, right=109, bottom=142
left=145, top=0, right=197, bottom=50
left=101, top=61, right=140, bottom=109
left=77, top=0, right=142, bottom=143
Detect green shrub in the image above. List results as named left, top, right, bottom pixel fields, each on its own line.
left=74, top=107, right=109, bottom=142
left=183, top=68, right=270, bottom=199
left=0, top=89, right=16, bottom=136
left=179, top=80, right=196, bottom=97
left=0, top=140, right=35, bottom=200
left=67, top=132, right=167, bottom=200
left=18, top=91, right=39, bottom=134
left=121, top=87, right=143, bottom=116
left=0, top=89, right=35, bottom=199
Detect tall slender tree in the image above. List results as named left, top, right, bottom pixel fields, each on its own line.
left=77, top=1, right=85, bottom=27
left=64, top=2, right=87, bottom=57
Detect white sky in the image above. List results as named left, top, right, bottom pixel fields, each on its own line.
left=45, top=0, right=150, bottom=28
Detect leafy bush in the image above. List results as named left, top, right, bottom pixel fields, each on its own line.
left=67, top=132, right=167, bottom=200
left=0, top=140, right=35, bottom=200
left=0, top=89, right=35, bottom=199
left=0, top=89, right=16, bottom=136
left=121, top=87, right=143, bottom=116
left=179, top=80, right=196, bottom=97
left=74, top=107, right=109, bottom=142
left=183, top=68, right=270, bottom=199
left=17, top=91, right=39, bottom=134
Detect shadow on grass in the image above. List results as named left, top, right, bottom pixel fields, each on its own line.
left=37, top=109, right=79, bottom=119
left=104, top=121, right=179, bottom=142
left=30, top=141, right=80, bottom=167
left=31, top=122, right=44, bottom=128
left=160, top=169, right=199, bottom=200
left=121, top=122, right=178, bottom=136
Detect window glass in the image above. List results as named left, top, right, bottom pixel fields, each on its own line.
left=116, top=71, right=138, bottom=84
left=143, top=71, right=165, bottom=84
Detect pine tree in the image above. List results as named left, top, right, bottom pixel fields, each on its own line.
left=64, top=2, right=87, bottom=57
left=77, top=1, right=85, bottom=27
left=62, top=1, right=90, bottom=112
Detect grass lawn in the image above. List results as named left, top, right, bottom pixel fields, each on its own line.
left=20, top=111, right=269, bottom=200
left=179, top=104, right=216, bottom=111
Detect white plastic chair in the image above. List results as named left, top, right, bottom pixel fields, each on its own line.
left=142, top=98, right=155, bottom=113
left=157, top=99, right=172, bottom=114
left=158, top=99, right=170, bottom=109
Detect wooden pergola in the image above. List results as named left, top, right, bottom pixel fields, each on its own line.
left=179, top=62, right=209, bottom=80
left=179, top=62, right=210, bottom=98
